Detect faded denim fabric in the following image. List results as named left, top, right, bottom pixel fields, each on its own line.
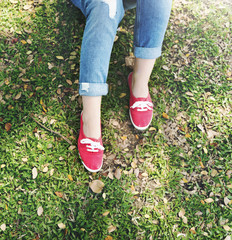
left=71, top=0, right=172, bottom=96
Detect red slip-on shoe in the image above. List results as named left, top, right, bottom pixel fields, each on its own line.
left=78, top=114, right=104, bottom=172
left=128, top=72, right=153, bottom=131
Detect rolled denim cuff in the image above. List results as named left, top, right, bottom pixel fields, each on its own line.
left=79, top=82, right=108, bottom=96
left=134, top=46, right=162, bottom=59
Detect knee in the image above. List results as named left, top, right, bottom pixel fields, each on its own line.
left=86, top=0, right=124, bottom=23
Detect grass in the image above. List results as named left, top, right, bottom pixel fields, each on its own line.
left=0, top=0, right=232, bottom=239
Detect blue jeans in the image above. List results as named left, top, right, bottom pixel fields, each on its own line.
left=71, top=0, right=172, bottom=96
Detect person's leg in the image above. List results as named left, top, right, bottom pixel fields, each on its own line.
left=132, top=0, right=172, bottom=97
left=75, top=0, right=124, bottom=139
left=82, top=96, right=101, bottom=139
left=71, top=0, right=125, bottom=171
left=128, top=0, right=172, bottom=130
left=132, top=58, right=156, bottom=98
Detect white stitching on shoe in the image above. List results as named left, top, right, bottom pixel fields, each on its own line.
left=80, top=138, right=105, bottom=152
left=130, top=101, right=153, bottom=111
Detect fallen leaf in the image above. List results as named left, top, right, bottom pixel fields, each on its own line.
left=121, top=135, right=127, bottom=140
left=27, top=39, right=32, bottom=44
left=0, top=223, right=6, bottom=231
left=108, top=172, right=114, bottom=180
left=114, top=168, right=121, bottom=180
left=149, top=127, right=156, bottom=131
left=211, top=169, right=218, bottom=177
left=224, top=197, right=231, bottom=206
left=23, top=4, right=31, bottom=10
left=185, top=92, right=194, bottom=97
left=179, top=208, right=186, bottom=218
left=55, top=192, right=63, bottom=198
left=105, top=236, right=113, bottom=240
left=103, top=211, right=110, bottom=216
left=131, top=162, right=137, bottom=169
left=182, top=216, right=188, bottom=224
left=119, top=93, right=126, bottom=98
left=5, top=123, right=12, bottom=132
left=69, top=145, right=76, bottom=151
left=107, top=225, right=116, bottom=233
left=185, top=133, right=191, bottom=138
left=58, top=223, right=66, bottom=229
left=56, top=56, right=64, bottom=60
left=182, top=178, right=188, bottom=183
left=205, top=198, right=214, bottom=203
left=15, top=92, right=22, bottom=100
left=22, top=157, right=28, bottom=162
left=162, top=112, right=169, bottom=119
left=195, top=211, right=203, bottom=216
left=68, top=175, right=73, bottom=181
left=32, top=167, right=38, bottom=179
left=125, top=56, right=135, bottom=68
left=89, top=180, right=105, bottom=193
left=42, top=166, right=48, bottom=173
left=199, top=161, right=205, bottom=168
left=37, top=206, right=43, bottom=216
left=66, top=80, right=72, bottom=85
left=144, top=214, right=150, bottom=219
left=21, top=40, right=27, bottom=44
left=223, top=225, right=231, bottom=231
left=102, top=193, right=106, bottom=199
left=50, top=169, right=54, bottom=176
left=189, top=227, right=196, bottom=234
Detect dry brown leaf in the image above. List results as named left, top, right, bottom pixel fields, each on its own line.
left=125, top=56, right=135, bottom=68
left=114, top=169, right=121, bottom=180
left=224, top=197, right=231, bottom=207
left=107, top=225, right=116, bottom=233
left=121, top=135, right=127, bottom=140
left=21, top=40, right=27, bottom=45
left=55, top=191, right=63, bottom=198
left=178, top=208, right=185, bottom=218
left=5, top=123, right=12, bottom=132
left=42, top=166, right=48, bottom=173
left=185, top=133, right=191, bottom=138
left=162, top=112, right=169, bottom=119
left=69, top=145, right=76, bottom=151
left=37, top=206, right=43, bottom=216
left=89, top=180, right=105, bottom=193
left=223, top=225, right=231, bottom=231
left=189, top=227, right=196, bottom=234
left=105, top=236, right=113, bottom=240
left=182, top=216, right=188, bottom=224
left=50, top=169, right=54, bottom=176
left=56, top=56, right=64, bottom=60
left=204, top=198, right=214, bottom=203
left=119, top=93, right=126, bottom=98
left=224, top=236, right=231, bottom=240
left=68, top=175, right=73, bottom=181
left=0, top=224, right=6, bottom=231
left=58, top=223, right=66, bottom=229
left=211, top=169, right=218, bottom=177
left=185, top=92, right=194, bottom=97
left=66, top=80, right=72, bottom=85
left=131, top=162, right=137, bottom=169
left=32, top=167, right=38, bottom=179
left=15, top=92, right=22, bottom=100
left=102, top=211, right=110, bottom=216
left=108, top=172, right=114, bottom=180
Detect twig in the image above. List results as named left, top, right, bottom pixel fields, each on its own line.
left=30, top=115, right=73, bottom=145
